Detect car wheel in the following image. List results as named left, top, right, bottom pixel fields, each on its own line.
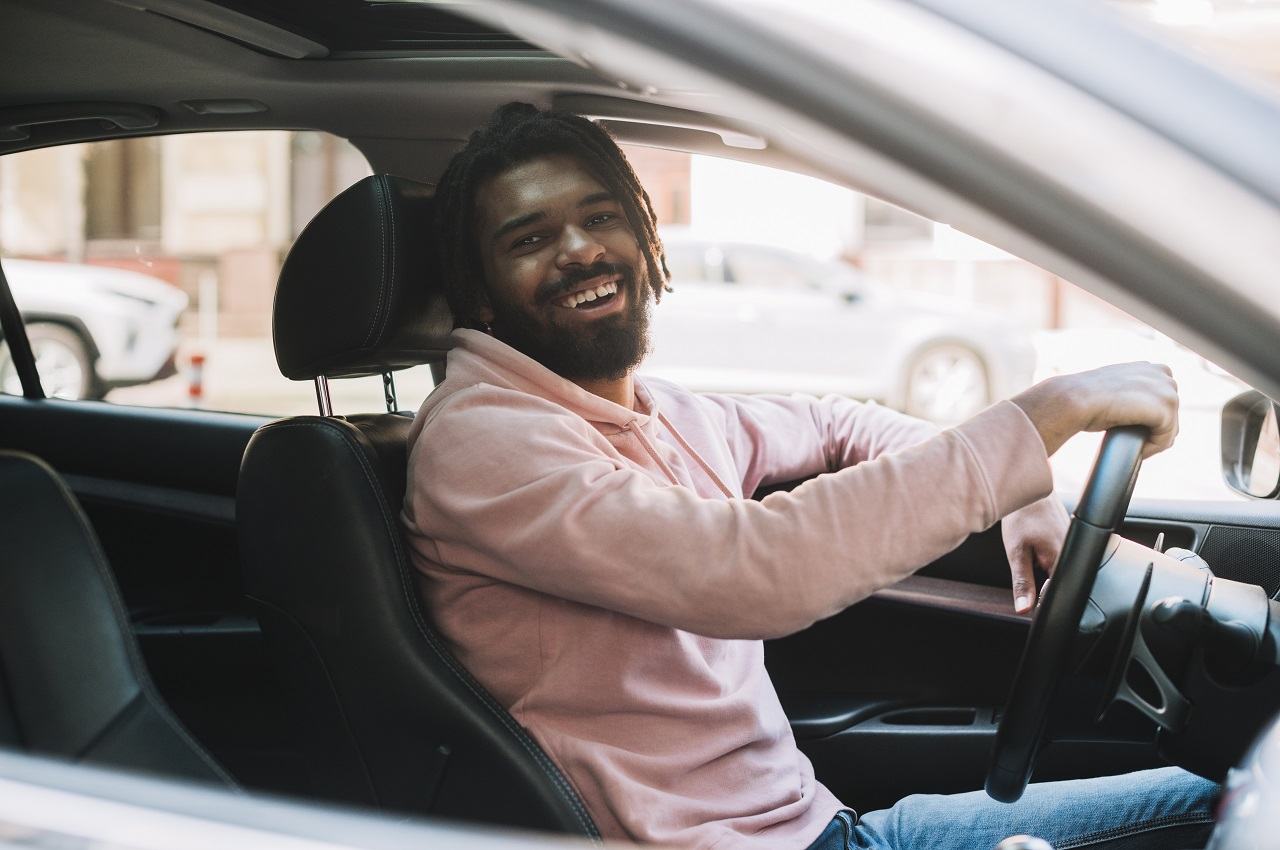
left=903, top=342, right=990, bottom=424
left=0, top=323, right=94, bottom=400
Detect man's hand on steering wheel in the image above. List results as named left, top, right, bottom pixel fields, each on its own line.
left=999, top=362, right=1179, bottom=615
left=1011, top=362, right=1180, bottom=460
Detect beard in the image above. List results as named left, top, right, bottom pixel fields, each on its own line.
left=486, top=261, right=652, bottom=382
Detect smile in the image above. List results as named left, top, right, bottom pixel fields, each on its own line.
left=554, top=277, right=621, bottom=311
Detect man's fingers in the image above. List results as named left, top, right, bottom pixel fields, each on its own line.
left=1035, top=542, right=1061, bottom=577
left=1010, top=555, right=1036, bottom=614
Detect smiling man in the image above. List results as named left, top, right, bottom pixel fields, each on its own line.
left=463, top=152, right=652, bottom=407
left=402, top=103, right=1215, bottom=850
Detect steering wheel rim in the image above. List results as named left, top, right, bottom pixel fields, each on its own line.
left=985, top=425, right=1149, bottom=803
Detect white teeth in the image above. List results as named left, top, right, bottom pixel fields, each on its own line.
left=557, top=279, right=619, bottom=309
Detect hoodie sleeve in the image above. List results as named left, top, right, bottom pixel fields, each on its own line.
left=405, top=388, right=1052, bottom=640
left=697, top=393, right=942, bottom=496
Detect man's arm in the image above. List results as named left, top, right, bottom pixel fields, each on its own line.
left=407, top=387, right=1051, bottom=640
left=698, top=392, right=941, bottom=497
left=703, top=360, right=1178, bottom=491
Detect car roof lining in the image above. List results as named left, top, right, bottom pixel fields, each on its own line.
left=0, top=0, right=864, bottom=194
left=2, top=1, right=853, bottom=190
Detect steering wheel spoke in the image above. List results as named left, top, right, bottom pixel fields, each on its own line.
left=1110, top=626, right=1193, bottom=732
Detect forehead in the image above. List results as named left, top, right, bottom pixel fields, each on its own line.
left=475, top=154, right=609, bottom=233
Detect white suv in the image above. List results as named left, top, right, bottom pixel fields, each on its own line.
left=1, top=259, right=188, bottom=400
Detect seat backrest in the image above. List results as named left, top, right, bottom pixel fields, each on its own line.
left=0, top=450, right=236, bottom=788
left=237, top=175, right=599, bottom=840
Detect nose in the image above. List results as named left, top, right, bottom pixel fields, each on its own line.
left=555, top=225, right=605, bottom=269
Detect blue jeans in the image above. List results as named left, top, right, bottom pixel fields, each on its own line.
left=806, top=768, right=1217, bottom=850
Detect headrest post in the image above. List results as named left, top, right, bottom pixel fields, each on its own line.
left=314, top=375, right=334, bottom=417
left=382, top=371, right=397, bottom=413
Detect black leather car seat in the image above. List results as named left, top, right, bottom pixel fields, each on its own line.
left=0, top=450, right=237, bottom=788
left=236, top=175, right=599, bottom=840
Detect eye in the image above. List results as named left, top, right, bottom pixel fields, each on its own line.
left=511, top=233, right=544, bottom=250
left=587, top=212, right=617, bottom=227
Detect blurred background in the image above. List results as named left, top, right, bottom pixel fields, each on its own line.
left=0, top=0, right=1276, bottom=501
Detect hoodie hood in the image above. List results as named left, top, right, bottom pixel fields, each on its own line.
left=411, top=328, right=737, bottom=498
left=421, top=328, right=656, bottom=432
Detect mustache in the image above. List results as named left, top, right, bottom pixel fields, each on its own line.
left=535, top=261, right=632, bottom=305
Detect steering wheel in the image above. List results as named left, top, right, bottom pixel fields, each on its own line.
left=986, top=426, right=1149, bottom=803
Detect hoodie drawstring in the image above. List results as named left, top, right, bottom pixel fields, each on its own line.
left=623, top=419, right=681, bottom=485
left=658, top=412, right=736, bottom=499
left=624, top=415, right=735, bottom=500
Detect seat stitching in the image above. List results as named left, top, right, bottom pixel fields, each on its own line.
left=258, top=421, right=600, bottom=841
left=362, top=177, right=390, bottom=348
left=372, top=179, right=398, bottom=346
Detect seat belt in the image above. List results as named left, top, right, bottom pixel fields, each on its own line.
left=0, top=256, right=44, bottom=399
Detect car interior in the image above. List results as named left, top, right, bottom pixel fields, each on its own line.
left=2, top=0, right=1280, bottom=846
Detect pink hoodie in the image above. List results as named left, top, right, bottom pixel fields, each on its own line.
left=402, top=329, right=1052, bottom=849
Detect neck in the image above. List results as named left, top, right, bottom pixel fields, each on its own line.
left=573, top=373, right=635, bottom=410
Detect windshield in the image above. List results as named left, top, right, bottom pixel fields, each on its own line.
left=1112, top=0, right=1280, bottom=95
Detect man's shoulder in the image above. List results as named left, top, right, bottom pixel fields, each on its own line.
left=414, top=380, right=594, bottom=448
left=635, top=373, right=710, bottom=414
left=406, top=380, right=612, bottom=493
left=637, top=373, right=733, bottom=426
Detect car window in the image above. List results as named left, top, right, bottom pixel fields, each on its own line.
left=664, top=242, right=721, bottom=283
left=723, top=246, right=822, bottom=290
left=0, top=131, right=439, bottom=416
left=0, top=134, right=1254, bottom=500
left=623, top=152, right=1250, bottom=502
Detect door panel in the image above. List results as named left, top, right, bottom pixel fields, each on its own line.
left=0, top=395, right=303, bottom=793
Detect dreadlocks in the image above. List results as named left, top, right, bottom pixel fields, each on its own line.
left=432, top=102, right=670, bottom=329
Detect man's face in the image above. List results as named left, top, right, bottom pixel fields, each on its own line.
left=473, top=154, right=652, bottom=382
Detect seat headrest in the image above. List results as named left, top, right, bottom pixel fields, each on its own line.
left=274, top=174, right=454, bottom=380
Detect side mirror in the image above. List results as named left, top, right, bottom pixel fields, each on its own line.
left=1221, top=390, right=1280, bottom=498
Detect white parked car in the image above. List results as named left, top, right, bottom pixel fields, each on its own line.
left=646, top=233, right=1036, bottom=422
left=1, top=259, right=187, bottom=400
